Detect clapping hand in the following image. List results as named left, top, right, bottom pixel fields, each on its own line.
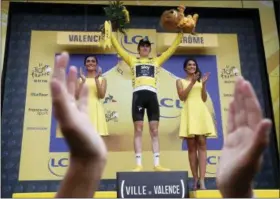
left=95, top=67, right=102, bottom=79
left=216, top=77, right=271, bottom=198
left=79, top=67, right=86, bottom=83
left=51, top=52, right=106, bottom=158
left=51, top=52, right=107, bottom=198
left=202, top=72, right=210, bottom=85
left=191, top=72, right=200, bottom=84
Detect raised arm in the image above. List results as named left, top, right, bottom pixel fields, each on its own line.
left=95, top=77, right=107, bottom=99
left=176, top=79, right=194, bottom=101
left=201, top=72, right=210, bottom=102
left=52, top=52, right=107, bottom=198
left=156, top=32, right=183, bottom=66
left=201, top=84, right=207, bottom=102
left=75, top=78, right=85, bottom=99
left=111, top=33, right=132, bottom=66
left=76, top=68, right=86, bottom=99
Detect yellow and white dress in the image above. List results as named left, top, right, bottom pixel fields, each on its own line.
left=179, top=79, right=216, bottom=138
left=85, top=77, right=109, bottom=136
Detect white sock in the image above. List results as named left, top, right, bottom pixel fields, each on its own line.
left=136, top=153, right=142, bottom=166
left=154, top=153, right=160, bottom=166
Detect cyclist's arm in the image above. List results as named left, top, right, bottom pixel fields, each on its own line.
left=111, top=33, right=132, bottom=66
left=156, top=32, right=183, bottom=66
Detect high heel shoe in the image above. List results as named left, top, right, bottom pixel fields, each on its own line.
left=193, top=179, right=199, bottom=190
left=199, top=179, right=207, bottom=190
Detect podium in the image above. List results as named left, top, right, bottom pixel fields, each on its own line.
left=116, top=171, right=189, bottom=198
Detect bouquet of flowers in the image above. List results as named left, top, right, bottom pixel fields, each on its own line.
left=100, top=0, right=130, bottom=35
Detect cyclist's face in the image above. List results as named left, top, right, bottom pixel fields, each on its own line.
left=139, top=44, right=151, bottom=57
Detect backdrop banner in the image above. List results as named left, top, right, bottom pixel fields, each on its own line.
left=57, top=31, right=101, bottom=45
left=19, top=30, right=241, bottom=180
left=2, top=0, right=278, bottom=153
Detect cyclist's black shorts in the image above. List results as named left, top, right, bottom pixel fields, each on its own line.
left=132, top=90, right=160, bottom=122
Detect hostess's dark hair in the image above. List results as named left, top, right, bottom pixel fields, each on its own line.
left=183, top=58, right=202, bottom=82
left=84, top=55, right=98, bottom=66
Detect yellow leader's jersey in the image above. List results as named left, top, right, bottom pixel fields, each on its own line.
left=111, top=32, right=183, bottom=92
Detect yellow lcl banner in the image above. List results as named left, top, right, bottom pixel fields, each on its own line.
left=57, top=32, right=101, bottom=45
left=162, top=33, right=219, bottom=47
left=57, top=31, right=219, bottom=48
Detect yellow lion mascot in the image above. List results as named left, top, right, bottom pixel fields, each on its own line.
left=160, top=5, right=199, bottom=34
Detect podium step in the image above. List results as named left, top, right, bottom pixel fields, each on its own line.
left=12, top=189, right=280, bottom=198
left=117, top=171, right=189, bottom=198
left=194, top=189, right=280, bottom=198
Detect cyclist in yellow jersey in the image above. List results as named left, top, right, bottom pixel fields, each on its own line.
left=111, top=32, right=183, bottom=172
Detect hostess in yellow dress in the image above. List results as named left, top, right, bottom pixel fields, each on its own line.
left=84, top=77, right=109, bottom=136
left=179, top=79, right=216, bottom=138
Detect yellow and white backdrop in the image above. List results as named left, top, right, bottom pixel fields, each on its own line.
left=20, top=29, right=239, bottom=179
left=1, top=1, right=279, bottom=180
left=1, top=0, right=279, bottom=148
